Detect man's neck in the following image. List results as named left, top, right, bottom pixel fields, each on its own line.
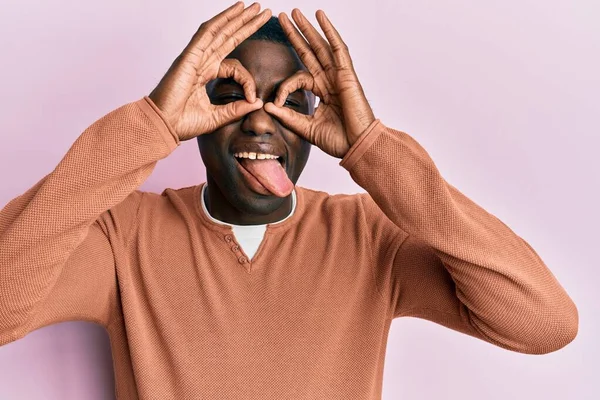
left=203, top=178, right=294, bottom=226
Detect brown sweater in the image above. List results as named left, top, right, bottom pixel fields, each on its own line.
left=0, top=97, right=578, bottom=399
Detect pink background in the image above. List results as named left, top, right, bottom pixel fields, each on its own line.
left=1, top=0, right=598, bottom=398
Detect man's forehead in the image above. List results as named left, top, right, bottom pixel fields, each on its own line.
left=224, top=40, right=306, bottom=86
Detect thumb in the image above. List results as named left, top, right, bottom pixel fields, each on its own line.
left=264, top=102, right=314, bottom=142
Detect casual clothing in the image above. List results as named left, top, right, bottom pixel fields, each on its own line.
left=0, top=96, right=578, bottom=399
left=200, top=182, right=297, bottom=259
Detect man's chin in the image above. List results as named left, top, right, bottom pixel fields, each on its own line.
left=230, top=183, right=287, bottom=213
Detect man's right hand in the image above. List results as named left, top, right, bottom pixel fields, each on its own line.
left=149, top=2, right=271, bottom=141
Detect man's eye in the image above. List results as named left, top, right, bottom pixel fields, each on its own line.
left=284, top=98, right=300, bottom=107
left=215, top=93, right=245, bottom=103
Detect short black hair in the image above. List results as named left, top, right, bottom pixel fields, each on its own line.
left=247, top=16, right=292, bottom=47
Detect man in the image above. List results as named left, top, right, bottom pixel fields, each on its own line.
left=0, top=2, right=578, bottom=399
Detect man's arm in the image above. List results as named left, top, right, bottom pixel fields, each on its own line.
left=342, top=119, right=578, bottom=355
left=0, top=98, right=179, bottom=345
left=0, top=3, right=275, bottom=346
left=263, top=9, right=578, bottom=355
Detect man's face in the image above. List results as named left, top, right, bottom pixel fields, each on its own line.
left=197, top=39, right=314, bottom=216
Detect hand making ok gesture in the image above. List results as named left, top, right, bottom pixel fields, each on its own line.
left=264, top=9, right=376, bottom=158
left=149, top=2, right=271, bottom=141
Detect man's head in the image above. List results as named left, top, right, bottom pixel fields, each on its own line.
left=197, top=17, right=315, bottom=221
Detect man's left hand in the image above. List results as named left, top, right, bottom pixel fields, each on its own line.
left=263, top=9, right=375, bottom=159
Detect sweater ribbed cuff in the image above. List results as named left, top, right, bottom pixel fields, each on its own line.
left=138, top=96, right=181, bottom=149
left=339, top=119, right=384, bottom=171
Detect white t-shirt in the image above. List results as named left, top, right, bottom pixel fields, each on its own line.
left=200, top=184, right=297, bottom=260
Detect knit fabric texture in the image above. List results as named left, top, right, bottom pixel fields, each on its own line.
left=0, top=96, right=578, bottom=399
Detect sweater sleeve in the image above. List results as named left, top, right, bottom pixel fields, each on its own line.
left=0, top=96, right=179, bottom=345
left=340, top=119, right=578, bottom=355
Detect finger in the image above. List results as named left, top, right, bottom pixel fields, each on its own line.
left=213, top=9, right=273, bottom=61
left=264, top=101, right=314, bottom=141
left=315, top=10, right=353, bottom=70
left=217, top=58, right=257, bottom=103
left=279, top=13, right=334, bottom=103
left=204, top=3, right=261, bottom=58
left=211, top=98, right=264, bottom=130
left=290, top=8, right=335, bottom=72
left=274, top=71, right=315, bottom=107
left=278, top=13, right=323, bottom=77
left=183, top=2, right=246, bottom=57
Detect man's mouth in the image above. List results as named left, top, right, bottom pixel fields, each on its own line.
left=231, top=151, right=293, bottom=197
left=234, top=152, right=278, bottom=160
left=233, top=152, right=285, bottom=167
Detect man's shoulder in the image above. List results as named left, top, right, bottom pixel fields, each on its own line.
left=133, top=184, right=372, bottom=214
left=295, top=186, right=395, bottom=227
left=126, top=184, right=201, bottom=213
left=295, top=186, right=371, bottom=210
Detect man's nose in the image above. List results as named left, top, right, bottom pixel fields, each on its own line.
left=240, top=106, right=276, bottom=136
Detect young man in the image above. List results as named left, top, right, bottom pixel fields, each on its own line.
left=0, top=2, right=578, bottom=399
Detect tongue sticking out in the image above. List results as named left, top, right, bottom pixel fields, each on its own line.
left=238, top=158, right=294, bottom=197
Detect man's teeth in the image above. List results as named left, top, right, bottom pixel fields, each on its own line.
left=234, top=152, right=280, bottom=160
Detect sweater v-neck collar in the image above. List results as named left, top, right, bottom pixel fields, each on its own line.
left=193, top=182, right=303, bottom=236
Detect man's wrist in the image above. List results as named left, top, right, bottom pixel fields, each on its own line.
left=339, top=118, right=383, bottom=169
left=346, top=118, right=375, bottom=148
